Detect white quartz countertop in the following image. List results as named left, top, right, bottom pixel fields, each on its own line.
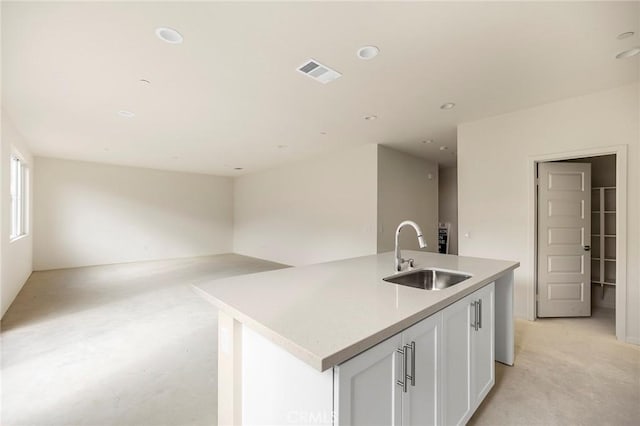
left=193, top=251, right=519, bottom=371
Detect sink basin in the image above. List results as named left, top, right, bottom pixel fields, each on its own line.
left=383, top=268, right=472, bottom=290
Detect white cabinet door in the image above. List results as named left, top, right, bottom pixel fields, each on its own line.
left=334, top=334, right=403, bottom=426
left=471, top=282, right=495, bottom=411
left=401, top=313, right=441, bottom=426
left=335, top=284, right=496, bottom=426
left=441, top=293, right=473, bottom=426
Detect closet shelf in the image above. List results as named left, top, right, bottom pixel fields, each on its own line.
left=591, top=186, right=616, bottom=301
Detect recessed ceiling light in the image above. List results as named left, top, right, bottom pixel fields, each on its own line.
left=617, top=31, right=635, bottom=40
left=155, top=27, right=183, bottom=44
left=320, top=131, right=327, bottom=135
left=277, top=144, right=288, bottom=149
left=364, top=115, right=378, bottom=121
left=357, top=46, right=380, bottom=60
left=234, top=167, right=243, bottom=171
left=440, top=103, right=456, bottom=110
left=118, top=110, right=135, bottom=118
left=616, top=47, right=640, bottom=59
left=139, top=79, right=151, bottom=85
left=422, top=139, right=433, bottom=144
left=439, top=146, right=448, bottom=151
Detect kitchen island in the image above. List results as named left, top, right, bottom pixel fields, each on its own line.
left=194, top=251, right=519, bottom=426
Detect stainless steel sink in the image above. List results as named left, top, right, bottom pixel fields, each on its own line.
left=383, top=268, right=472, bottom=290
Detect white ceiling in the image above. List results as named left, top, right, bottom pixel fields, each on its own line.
left=3, top=1, right=639, bottom=175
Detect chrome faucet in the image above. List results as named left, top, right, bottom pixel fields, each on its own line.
left=395, top=220, right=427, bottom=271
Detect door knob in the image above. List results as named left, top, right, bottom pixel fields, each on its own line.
left=583, top=245, right=591, bottom=251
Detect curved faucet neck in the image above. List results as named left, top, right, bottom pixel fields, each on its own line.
left=395, top=220, right=427, bottom=271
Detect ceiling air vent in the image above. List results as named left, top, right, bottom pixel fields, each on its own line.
left=297, top=59, right=342, bottom=84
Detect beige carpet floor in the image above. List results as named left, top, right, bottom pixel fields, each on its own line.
left=1, top=254, right=287, bottom=426
left=2, top=255, right=638, bottom=425
left=470, top=308, right=640, bottom=426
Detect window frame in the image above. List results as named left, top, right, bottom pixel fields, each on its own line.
left=9, top=153, right=28, bottom=241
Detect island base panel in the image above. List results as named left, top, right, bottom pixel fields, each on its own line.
left=494, top=271, right=515, bottom=366
left=218, top=311, right=333, bottom=426
left=218, top=311, right=243, bottom=426
left=241, top=326, right=333, bottom=425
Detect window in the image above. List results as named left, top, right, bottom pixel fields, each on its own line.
left=10, top=155, right=28, bottom=240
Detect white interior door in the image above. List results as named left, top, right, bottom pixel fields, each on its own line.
left=537, top=162, right=591, bottom=317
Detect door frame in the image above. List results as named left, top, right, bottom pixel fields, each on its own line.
left=527, top=145, right=628, bottom=342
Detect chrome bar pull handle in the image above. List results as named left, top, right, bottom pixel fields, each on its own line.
left=396, top=346, right=408, bottom=393
left=470, top=301, right=477, bottom=330
left=408, top=341, right=416, bottom=387
left=478, top=299, right=483, bottom=329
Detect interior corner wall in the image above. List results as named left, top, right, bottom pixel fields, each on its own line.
left=233, top=145, right=379, bottom=266
left=457, top=84, right=639, bottom=343
left=438, top=166, right=458, bottom=255
left=1, top=112, right=34, bottom=318
left=33, top=157, right=233, bottom=270
left=377, top=146, right=439, bottom=253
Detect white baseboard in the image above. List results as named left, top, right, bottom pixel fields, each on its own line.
left=625, top=336, right=640, bottom=346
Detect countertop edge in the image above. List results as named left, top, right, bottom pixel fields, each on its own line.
left=192, top=285, right=325, bottom=371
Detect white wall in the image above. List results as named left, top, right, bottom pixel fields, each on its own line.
left=233, top=145, right=379, bottom=266
left=438, top=166, right=458, bottom=255
left=457, top=84, right=639, bottom=343
left=1, top=112, right=34, bottom=317
left=377, top=146, right=439, bottom=253
left=34, top=158, right=233, bottom=270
